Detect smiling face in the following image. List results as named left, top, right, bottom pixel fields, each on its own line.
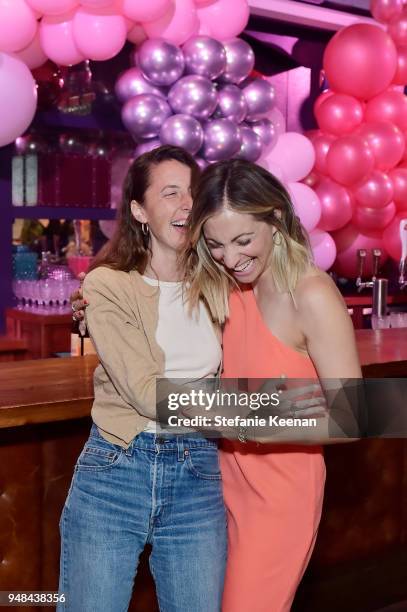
left=131, top=159, right=192, bottom=256
left=203, top=206, right=275, bottom=284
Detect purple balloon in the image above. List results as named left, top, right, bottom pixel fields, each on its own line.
left=134, top=138, right=161, bottom=158
left=168, top=75, right=218, bottom=120
left=122, top=94, right=172, bottom=140
left=249, top=118, right=278, bottom=151
left=160, top=114, right=204, bottom=155
left=214, top=84, right=247, bottom=123
left=235, top=125, right=262, bottom=162
left=242, top=78, right=275, bottom=121
left=221, top=38, right=255, bottom=85
left=182, top=35, right=226, bottom=80
left=115, top=67, right=165, bottom=103
left=137, top=38, right=185, bottom=87
left=195, top=157, right=208, bottom=170
left=202, top=119, right=242, bottom=162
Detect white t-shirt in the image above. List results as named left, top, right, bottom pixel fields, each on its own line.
left=142, top=276, right=222, bottom=432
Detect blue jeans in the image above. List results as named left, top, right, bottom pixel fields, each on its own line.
left=57, top=424, right=227, bottom=612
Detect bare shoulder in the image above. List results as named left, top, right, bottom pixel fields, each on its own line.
left=294, top=268, right=347, bottom=315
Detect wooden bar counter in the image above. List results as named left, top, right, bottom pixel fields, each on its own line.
left=0, top=329, right=406, bottom=611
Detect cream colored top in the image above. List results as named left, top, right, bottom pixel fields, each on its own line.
left=141, top=275, right=221, bottom=433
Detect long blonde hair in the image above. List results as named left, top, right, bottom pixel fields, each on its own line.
left=184, top=159, right=313, bottom=324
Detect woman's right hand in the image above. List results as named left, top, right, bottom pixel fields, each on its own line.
left=71, top=272, right=88, bottom=321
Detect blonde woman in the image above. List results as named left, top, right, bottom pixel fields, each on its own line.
left=184, top=159, right=361, bottom=612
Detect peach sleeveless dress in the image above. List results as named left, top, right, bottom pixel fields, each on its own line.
left=220, top=287, right=326, bottom=612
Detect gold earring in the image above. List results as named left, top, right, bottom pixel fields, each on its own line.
left=273, top=230, right=282, bottom=246
left=141, top=223, right=149, bottom=236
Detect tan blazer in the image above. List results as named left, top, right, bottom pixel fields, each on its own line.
left=83, top=266, right=221, bottom=448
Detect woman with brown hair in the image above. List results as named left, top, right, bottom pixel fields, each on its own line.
left=58, top=146, right=227, bottom=612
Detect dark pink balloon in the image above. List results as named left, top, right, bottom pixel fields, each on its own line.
left=365, top=89, right=407, bottom=131
left=315, top=94, right=363, bottom=135
left=387, top=8, right=407, bottom=46
left=383, top=213, right=407, bottom=260
left=353, top=170, right=394, bottom=209
left=310, top=131, right=336, bottom=175
left=353, top=201, right=396, bottom=232
left=389, top=167, right=407, bottom=210
left=313, top=90, right=334, bottom=115
left=332, top=223, right=388, bottom=277
left=371, top=0, right=403, bottom=23
left=323, top=24, right=397, bottom=100
left=326, top=135, right=374, bottom=186
left=393, top=46, right=407, bottom=85
left=356, top=121, right=405, bottom=171
left=303, top=171, right=322, bottom=189
left=315, top=177, right=353, bottom=232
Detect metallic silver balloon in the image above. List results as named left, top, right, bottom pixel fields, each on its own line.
left=168, top=75, right=218, bottom=120
left=242, top=77, right=275, bottom=121
left=214, top=84, right=247, bottom=123
left=137, top=38, right=185, bottom=87
left=134, top=138, right=161, bottom=158
left=234, top=125, right=262, bottom=162
left=249, top=118, right=278, bottom=152
left=221, top=38, right=255, bottom=85
left=115, top=67, right=165, bottom=103
left=160, top=114, right=203, bottom=155
left=202, top=119, right=242, bottom=162
left=121, top=94, right=172, bottom=140
left=182, top=35, right=226, bottom=80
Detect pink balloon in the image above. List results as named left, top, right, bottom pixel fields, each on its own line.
left=332, top=223, right=388, bottom=277
left=387, top=9, right=407, bottom=46
left=80, top=0, right=116, bottom=7
left=353, top=201, right=396, bottom=232
left=315, top=93, right=363, bottom=136
left=0, top=52, right=37, bottom=146
left=123, top=0, right=171, bottom=22
left=288, top=182, right=321, bottom=232
left=127, top=23, right=147, bottom=45
left=14, top=25, right=47, bottom=69
left=365, top=89, right=407, bottom=131
left=197, top=0, right=249, bottom=40
left=73, top=7, right=127, bottom=61
left=26, top=0, right=78, bottom=15
left=326, top=135, right=374, bottom=186
left=268, top=107, right=286, bottom=136
left=40, top=11, right=84, bottom=66
left=0, top=0, right=37, bottom=53
left=266, top=132, right=315, bottom=183
left=393, top=46, right=407, bottom=85
left=323, top=24, right=397, bottom=100
left=389, top=167, right=407, bottom=210
left=308, top=131, right=335, bottom=175
left=258, top=159, right=285, bottom=183
left=143, top=0, right=199, bottom=46
left=314, top=90, right=334, bottom=115
left=356, top=121, right=405, bottom=171
left=309, top=229, right=337, bottom=271
left=353, top=170, right=394, bottom=209
left=383, top=213, right=407, bottom=260
left=371, top=0, right=403, bottom=23
left=315, top=177, right=353, bottom=232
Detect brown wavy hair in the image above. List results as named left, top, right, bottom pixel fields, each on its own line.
left=90, top=145, right=200, bottom=273
left=184, top=159, right=313, bottom=324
